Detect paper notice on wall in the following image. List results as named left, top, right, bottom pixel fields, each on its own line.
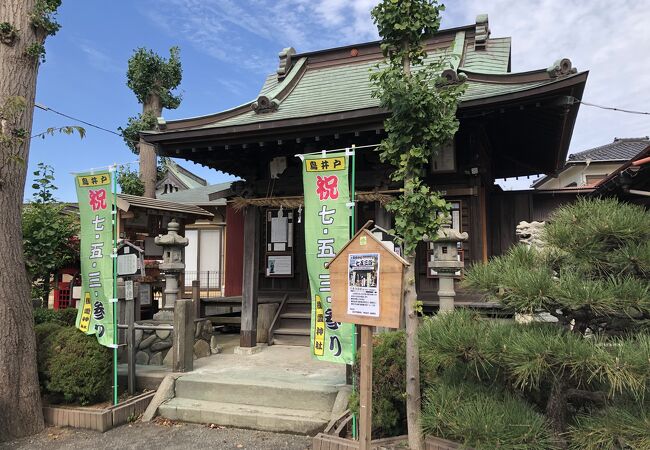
left=267, top=255, right=292, bottom=276
left=347, top=253, right=380, bottom=317
left=271, top=216, right=288, bottom=242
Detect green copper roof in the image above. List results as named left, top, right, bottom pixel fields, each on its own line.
left=158, top=24, right=582, bottom=134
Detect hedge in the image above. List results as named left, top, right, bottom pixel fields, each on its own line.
left=34, top=313, right=111, bottom=406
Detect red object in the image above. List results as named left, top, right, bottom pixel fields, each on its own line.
left=53, top=267, right=79, bottom=310
left=224, top=204, right=244, bottom=297
left=632, top=156, right=650, bottom=166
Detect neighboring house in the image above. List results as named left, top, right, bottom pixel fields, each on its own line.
left=158, top=182, right=233, bottom=297
left=155, top=159, right=208, bottom=196
left=589, top=144, right=650, bottom=208
left=532, top=137, right=650, bottom=189
left=142, top=14, right=588, bottom=347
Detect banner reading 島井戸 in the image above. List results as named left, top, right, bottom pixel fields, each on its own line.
left=302, top=152, right=354, bottom=364
left=74, top=171, right=115, bottom=347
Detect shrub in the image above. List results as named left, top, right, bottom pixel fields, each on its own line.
left=45, top=327, right=112, bottom=405
left=34, top=307, right=78, bottom=326
left=34, top=321, right=64, bottom=389
left=350, top=330, right=408, bottom=437
left=422, top=380, right=556, bottom=450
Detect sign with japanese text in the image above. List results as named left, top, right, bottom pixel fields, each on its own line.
left=302, top=152, right=354, bottom=364
left=348, top=253, right=380, bottom=317
left=74, top=171, right=114, bottom=347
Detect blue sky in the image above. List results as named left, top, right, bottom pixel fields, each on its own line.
left=29, top=0, right=650, bottom=201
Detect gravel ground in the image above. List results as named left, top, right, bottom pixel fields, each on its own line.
left=1, top=420, right=312, bottom=450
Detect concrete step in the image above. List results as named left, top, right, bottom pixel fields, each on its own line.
left=159, top=397, right=329, bottom=435
left=273, top=334, right=310, bottom=346
left=174, top=376, right=338, bottom=412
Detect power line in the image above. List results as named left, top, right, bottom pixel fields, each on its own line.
left=35, top=103, right=127, bottom=138
left=33, top=103, right=142, bottom=147
left=573, top=99, right=650, bottom=116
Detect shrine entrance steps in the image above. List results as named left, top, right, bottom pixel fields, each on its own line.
left=158, top=344, right=347, bottom=435
left=272, top=296, right=310, bottom=346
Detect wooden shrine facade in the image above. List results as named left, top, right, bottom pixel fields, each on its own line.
left=141, top=15, right=588, bottom=346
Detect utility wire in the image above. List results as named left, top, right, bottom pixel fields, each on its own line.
left=573, top=99, right=650, bottom=116
left=33, top=103, right=141, bottom=147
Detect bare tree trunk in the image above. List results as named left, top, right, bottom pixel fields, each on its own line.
left=0, top=0, right=46, bottom=440
left=546, top=377, right=568, bottom=449
left=139, top=95, right=161, bottom=198
left=401, top=42, right=424, bottom=450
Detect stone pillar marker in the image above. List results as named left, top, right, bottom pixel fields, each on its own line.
left=429, top=227, right=469, bottom=313
left=154, top=219, right=188, bottom=321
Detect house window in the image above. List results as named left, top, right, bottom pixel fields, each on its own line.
left=585, top=174, right=605, bottom=187
left=184, top=227, right=224, bottom=295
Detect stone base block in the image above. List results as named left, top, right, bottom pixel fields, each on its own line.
left=233, top=345, right=266, bottom=355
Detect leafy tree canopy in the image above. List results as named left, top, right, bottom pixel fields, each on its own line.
left=126, top=46, right=182, bottom=110
left=370, top=0, right=465, bottom=254
left=22, top=164, right=79, bottom=300
left=118, top=111, right=157, bottom=154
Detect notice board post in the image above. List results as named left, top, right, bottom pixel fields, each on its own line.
left=327, top=223, right=408, bottom=449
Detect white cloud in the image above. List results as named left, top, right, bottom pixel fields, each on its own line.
left=144, top=0, right=650, bottom=161
left=76, top=39, right=122, bottom=73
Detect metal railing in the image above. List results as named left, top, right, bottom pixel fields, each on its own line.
left=184, top=270, right=222, bottom=298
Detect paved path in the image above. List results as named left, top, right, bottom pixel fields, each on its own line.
left=1, top=421, right=312, bottom=450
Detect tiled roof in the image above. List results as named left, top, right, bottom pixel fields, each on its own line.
left=568, top=137, right=650, bottom=162
left=166, top=160, right=207, bottom=188
left=157, top=182, right=232, bottom=205
left=146, top=15, right=584, bottom=138
left=192, top=42, right=573, bottom=131
left=116, top=194, right=213, bottom=217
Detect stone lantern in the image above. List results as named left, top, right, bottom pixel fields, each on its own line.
left=428, top=227, right=468, bottom=313
left=154, top=219, right=188, bottom=320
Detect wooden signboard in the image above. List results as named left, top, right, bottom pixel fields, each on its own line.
left=328, top=228, right=408, bottom=329
left=327, top=223, right=408, bottom=450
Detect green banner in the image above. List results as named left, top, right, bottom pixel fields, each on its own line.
left=74, top=171, right=115, bottom=347
left=302, top=152, right=354, bottom=364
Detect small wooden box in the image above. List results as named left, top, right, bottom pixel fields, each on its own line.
left=328, top=228, right=408, bottom=329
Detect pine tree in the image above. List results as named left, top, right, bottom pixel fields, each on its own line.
left=418, top=198, right=650, bottom=449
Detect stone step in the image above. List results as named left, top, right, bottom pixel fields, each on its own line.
left=278, top=317, right=310, bottom=330
left=158, top=398, right=329, bottom=435
left=280, top=312, right=310, bottom=320
left=274, top=327, right=309, bottom=336
left=174, top=376, right=338, bottom=412
left=273, top=334, right=310, bottom=346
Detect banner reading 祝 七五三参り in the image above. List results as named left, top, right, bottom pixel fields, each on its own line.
left=74, top=171, right=115, bottom=348
left=302, top=152, right=354, bottom=364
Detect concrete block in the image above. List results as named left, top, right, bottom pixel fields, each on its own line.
left=233, top=345, right=264, bottom=355
left=141, top=374, right=179, bottom=422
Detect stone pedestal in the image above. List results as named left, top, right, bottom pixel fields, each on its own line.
left=437, top=275, right=456, bottom=313
left=128, top=318, right=215, bottom=366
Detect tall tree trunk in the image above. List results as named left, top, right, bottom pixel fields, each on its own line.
left=0, top=0, right=46, bottom=440
left=401, top=42, right=424, bottom=450
left=139, top=95, right=161, bottom=198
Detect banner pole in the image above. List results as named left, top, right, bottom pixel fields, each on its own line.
left=111, top=167, right=118, bottom=405
left=350, top=145, right=358, bottom=440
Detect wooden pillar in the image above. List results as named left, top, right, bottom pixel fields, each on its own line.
left=359, top=325, right=373, bottom=450
left=125, top=297, right=136, bottom=395
left=240, top=206, right=260, bottom=348
left=173, top=299, right=194, bottom=372
left=192, top=280, right=200, bottom=319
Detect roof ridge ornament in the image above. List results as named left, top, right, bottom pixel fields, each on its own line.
left=277, top=47, right=296, bottom=81
left=547, top=58, right=577, bottom=78
left=251, top=95, right=280, bottom=114
left=474, top=14, right=490, bottom=50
